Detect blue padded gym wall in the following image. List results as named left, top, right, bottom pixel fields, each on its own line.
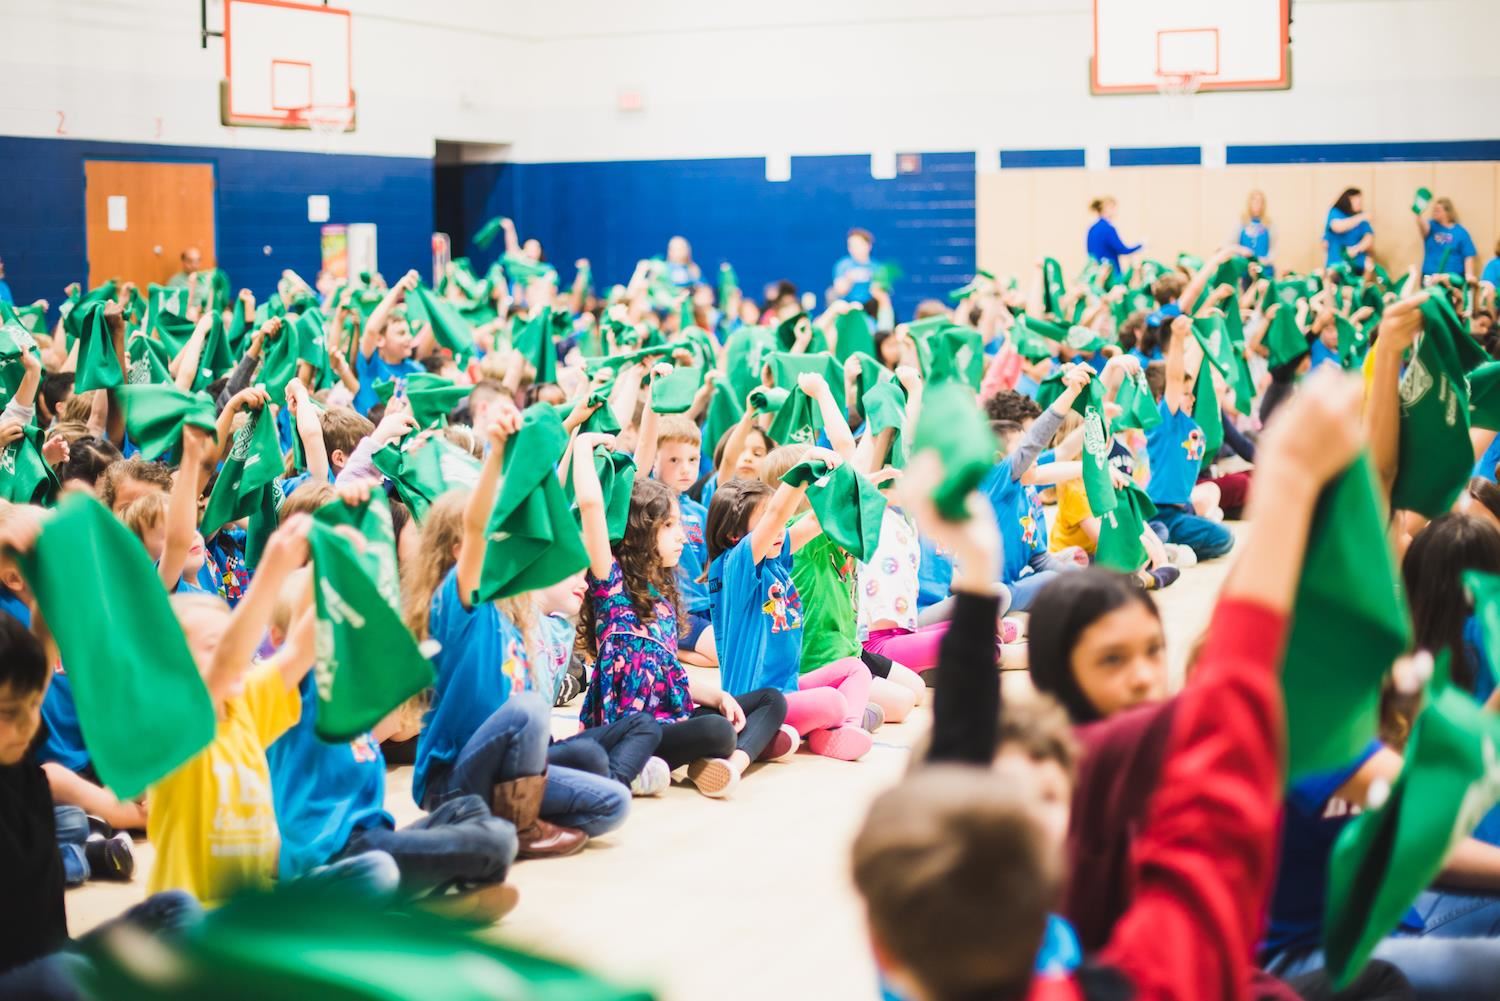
left=0, top=135, right=432, bottom=314
left=437, top=152, right=978, bottom=321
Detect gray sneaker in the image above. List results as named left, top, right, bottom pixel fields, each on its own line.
left=630, top=756, right=670, bottom=797
left=862, top=703, right=886, bottom=734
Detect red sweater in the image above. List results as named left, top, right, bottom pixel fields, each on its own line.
left=1093, top=598, right=1288, bottom=1001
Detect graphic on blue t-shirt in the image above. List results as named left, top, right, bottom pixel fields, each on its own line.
left=763, top=580, right=803, bottom=634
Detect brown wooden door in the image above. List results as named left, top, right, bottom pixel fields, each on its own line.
left=84, top=161, right=216, bottom=289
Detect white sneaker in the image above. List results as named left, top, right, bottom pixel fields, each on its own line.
left=630, top=756, right=670, bottom=797
left=1165, top=544, right=1198, bottom=568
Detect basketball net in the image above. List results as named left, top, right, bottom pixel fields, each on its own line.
left=1155, top=73, right=1202, bottom=128
left=288, top=105, right=355, bottom=152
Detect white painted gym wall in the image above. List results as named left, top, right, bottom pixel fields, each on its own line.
left=0, top=0, right=1496, bottom=161
left=498, top=0, right=1500, bottom=162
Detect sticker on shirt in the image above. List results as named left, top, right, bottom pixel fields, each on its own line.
left=350, top=733, right=381, bottom=764
left=1020, top=514, right=1040, bottom=548
left=1182, top=428, right=1206, bottom=462
left=763, top=581, right=803, bottom=634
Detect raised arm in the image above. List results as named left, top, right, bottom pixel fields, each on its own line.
left=572, top=432, right=616, bottom=579
left=456, top=406, right=521, bottom=605
left=202, top=515, right=311, bottom=704
left=1365, top=294, right=1426, bottom=497
left=285, top=378, right=330, bottom=485
left=171, top=313, right=213, bottom=390
left=750, top=480, right=812, bottom=563
left=159, top=427, right=209, bottom=591
left=631, top=364, right=670, bottom=471
left=1178, top=248, right=1230, bottom=315
left=1163, top=314, right=1190, bottom=415
left=799, top=372, right=857, bottom=463
left=212, top=387, right=270, bottom=466
left=363, top=270, right=418, bottom=356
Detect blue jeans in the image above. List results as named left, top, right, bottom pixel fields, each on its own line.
left=301, top=850, right=401, bottom=898
left=424, top=693, right=630, bottom=838
left=341, top=794, right=517, bottom=894
left=1264, top=890, right=1500, bottom=1001
left=0, top=891, right=203, bottom=1001
left=1154, top=504, right=1234, bottom=559
left=55, top=805, right=89, bottom=887
left=549, top=712, right=662, bottom=786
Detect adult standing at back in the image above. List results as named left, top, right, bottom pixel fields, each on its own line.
left=665, top=236, right=701, bottom=288
left=1416, top=195, right=1477, bottom=280
left=832, top=228, right=879, bottom=305
left=1323, top=188, right=1374, bottom=270
left=1236, top=190, right=1275, bottom=268
left=1085, top=197, right=1141, bottom=275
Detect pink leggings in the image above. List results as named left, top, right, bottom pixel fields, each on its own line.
left=784, top=657, right=872, bottom=736
left=863, top=623, right=950, bottom=674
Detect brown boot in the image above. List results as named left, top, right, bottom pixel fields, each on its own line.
left=490, top=774, right=589, bottom=859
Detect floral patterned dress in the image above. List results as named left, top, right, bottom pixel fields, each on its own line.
left=579, top=561, right=694, bottom=728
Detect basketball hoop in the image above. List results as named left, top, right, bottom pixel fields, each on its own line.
left=287, top=103, right=355, bottom=150
left=1156, top=73, right=1202, bottom=126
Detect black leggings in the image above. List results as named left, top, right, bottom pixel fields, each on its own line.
left=546, top=712, right=661, bottom=786
left=656, top=688, right=789, bottom=769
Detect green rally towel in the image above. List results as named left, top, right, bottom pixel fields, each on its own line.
left=914, top=323, right=984, bottom=390
left=308, top=495, right=435, bottom=742
left=1391, top=293, right=1483, bottom=517
left=407, top=285, right=477, bottom=360
left=564, top=445, right=637, bottom=543
left=1265, top=304, right=1310, bottom=369
left=1113, top=369, right=1163, bottom=433
left=475, top=404, right=589, bottom=602
left=554, top=387, right=622, bottom=437
left=0, top=320, right=38, bottom=407
left=723, top=325, right=776, bottom=404
left=1282, top=454, right=1411, bottom=781
left=1469, top=361, right=1500, bottom=431
left=0, top=425, right=59, bottom=505
left=861, top=380, right=909, bottom=468
left=1192, top=312, right=1240, bottom=381
left=117, top=384, right=217, bottom=462
left=833, top=308, right=876, bottom=363
left=472, top=215, right=506, bottom=250
left=767, top=351, right=842, bottom=392
left=766, top=387, right=822, bottom=446
left=748, top=386, right=789, bottom=415
left=126, top=333, right=172, bottom=386
left=718, top=263, right=738, bottom=313
left=13, top=494, right=214, bottom=798
left=1096, top=481, right=1156, bottom=572
left=369, top=435, right=481, bottom=523
left=200, top=407, right=282, bottom=567
left=701, top=379, right=745, bottom=457
left=1324, top=683, right=1500, bottom=987
left=1071, top=378, right=1118, bottom=516
left=1041, top=257, right=1066, bottom=317
left=514, top=307, right=560, bottom=386
left=774, top=313, right=828, bottom=354
left=910, top=382, right=997, bottom=520
left=1411, top=187, right=1433, bottom=215
left=373, top=373, right=471, bottom=429
left=257, top=318, right=301, bottom=405
left=649, top=366, right=705, bottom=415
left=61, top=281, right=116, bottom=347
left=80, top=883, right=656, bottom=1001
left=780, top=458, right=886, bottom=562
left=1191, top=361, right=1223, bottom=474
left=74, top=301, right=125, bottom=392
left=1035, top=369, right=1067, bottom=412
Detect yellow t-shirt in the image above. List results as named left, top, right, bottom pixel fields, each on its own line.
left=1050, top=478, right=1097, bottom=555
left=147, top=661, right=300, bottom=903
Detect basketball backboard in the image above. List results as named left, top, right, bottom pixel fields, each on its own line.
left=220, top=0, right=355, bottom=131
left=1091, top=0, right=1290, bottom=95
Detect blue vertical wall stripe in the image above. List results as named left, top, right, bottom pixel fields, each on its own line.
left=1000, top=148, right=1087, bottom=169
left=1110, top=146, right=1202, bottom=167
left=0, top=134, right=432, bottom=314
left=439, top=152, right=977, bottom=321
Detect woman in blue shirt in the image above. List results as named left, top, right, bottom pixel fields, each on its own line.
left=1481, top=239, right=1500, bottom=289
left=1417, top=196, right=1478, bottom=279
left=1085, top=197, right=1141, bottom=274
left=1323, top=188, right=1374, bottom=269
left=1237, top=190, right=1274, bottom=265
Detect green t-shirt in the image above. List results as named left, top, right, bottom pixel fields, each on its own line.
left=791, top=530, right=860, bottom=674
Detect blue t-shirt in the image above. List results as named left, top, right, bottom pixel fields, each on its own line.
left=834, top=256, right=877, bottom=304
left=412, top=567, right=532, bottom=806
left=666, top=262, right=698, bottom=288
left=268, top=674, right=390, bottom=877
left=1476, top=434, right=1500, bottom=483
left=1324, top=208, right=1372, bottom=269
left=1265, top=741, right=1420, bottom=954
left=707, top=532, right=803, bottom=696
left=981, top=456, right=1047, bottom=585
left=0, top=588, right=30, bottom=626
left=916, top=536, right=954, bottom=610
left=881, top=913, right=1080, bottom=998
left=1308, top=337, right=1340, bottom=371
left=0, top=280, right=12, bottom=305
left=39, top=666, right=91, bottom=774
left=1482, top=257, right=1500, bottom=289
left=1238, top=219, right=1271, bottom=259
left=1423, top=221, right=1476, bottom=278
left=353, top=349, right=424, bottom=415
left=1145, top=400, right=1205, bottom=507
left=676, top=492, right=710, bottom=614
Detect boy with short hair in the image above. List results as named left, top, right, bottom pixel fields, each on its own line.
left=353, top=270, right=426, bottom=415
left=651, top=415, right=718, bottom=667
